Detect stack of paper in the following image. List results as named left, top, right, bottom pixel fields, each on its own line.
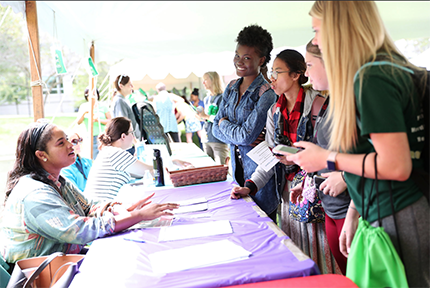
left=172, top=197, right=208, bottom=214
left=158, top=220, right=232, bottom=242
left=149, top=239, right=252, bottom=274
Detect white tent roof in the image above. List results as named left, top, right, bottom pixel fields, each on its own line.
left=2, top=1, right=430, bottom=80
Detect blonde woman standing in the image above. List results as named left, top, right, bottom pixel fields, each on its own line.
left=198, top=71, right=230, bottom=165
left=287, top=2, right=428, bottom=286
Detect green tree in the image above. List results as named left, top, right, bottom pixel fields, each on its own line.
left=0, top=6, right=31, bottom=106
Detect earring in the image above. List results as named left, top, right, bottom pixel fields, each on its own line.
left=43, top=158, right=47, bottom=162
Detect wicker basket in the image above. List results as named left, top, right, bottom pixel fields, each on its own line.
left=166, top=165, right=229, bottom=187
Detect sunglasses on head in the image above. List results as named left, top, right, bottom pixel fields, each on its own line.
left=70, top=137, right=83, bottom=146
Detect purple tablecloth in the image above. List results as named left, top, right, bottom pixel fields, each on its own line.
left=69, top=180, right=319, bottom=288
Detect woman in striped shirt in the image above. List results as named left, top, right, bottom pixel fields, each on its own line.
left=85, top=117, right=154, bottom=202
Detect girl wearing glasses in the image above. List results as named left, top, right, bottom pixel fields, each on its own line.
left=212, top=24, right=278, bottom=221
left=85, top=117, right=154, bottom=202
left=61, top=132, right=93, bottom=192
left=0, top=120, right=178, bottom=266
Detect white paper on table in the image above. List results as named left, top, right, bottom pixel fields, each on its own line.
left=127, top=216, right=173, bottom=230
left=158, top=220, right=232, bottom=242
left=246, top=141, right=279, bottom=172
left=175, top=197, right=207, bottom=206
left=173, top=202, right=208, bottom=214
left=149, top=239, right=251, bottom=274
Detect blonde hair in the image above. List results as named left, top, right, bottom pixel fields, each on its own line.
left=203, top=72, right=224, bottom=96
left=310, top=1, right=423, bottom=152
left=305, top=39, right=329, bottom=97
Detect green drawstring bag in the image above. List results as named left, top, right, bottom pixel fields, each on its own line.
left=346, top=153, right=408, bottom=288
left=346, top=218, right=408, bottom=288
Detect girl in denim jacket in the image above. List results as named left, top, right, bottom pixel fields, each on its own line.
left=212, top=25, right=278, bottom=221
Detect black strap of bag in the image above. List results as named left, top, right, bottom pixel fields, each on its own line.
left=365, top=154, right=405, bottom=266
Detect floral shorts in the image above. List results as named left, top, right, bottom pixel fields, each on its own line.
left=185, top=117, right=202, bottom=133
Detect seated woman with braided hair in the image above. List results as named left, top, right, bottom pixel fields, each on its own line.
left=0, top=120, right=178, bottom=267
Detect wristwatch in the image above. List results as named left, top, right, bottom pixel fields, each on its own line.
left=327, top=151, right=338, bottom=171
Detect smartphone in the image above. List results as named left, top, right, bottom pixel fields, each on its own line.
left=272, top=144, right=302, bottom=155
left=314, top=175, right=327, bottom=190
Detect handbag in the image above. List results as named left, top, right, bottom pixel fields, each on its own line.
left=289, top=170, right=325, bottom=223
left=346, top=154, right=408, bottom=288
left=7, top=252, right=84, bottom=288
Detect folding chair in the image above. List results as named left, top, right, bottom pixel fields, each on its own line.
left=132, top=101, right=172, bottom=155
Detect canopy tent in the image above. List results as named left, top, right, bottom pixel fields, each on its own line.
left=1, top=1, right=429, bottom=156
left=2, top=1, right=430, bottom=64
left=4, top=1, right=428, bottom=95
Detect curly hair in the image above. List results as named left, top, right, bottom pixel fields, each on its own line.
left=236, top=24, right=273, bottom=68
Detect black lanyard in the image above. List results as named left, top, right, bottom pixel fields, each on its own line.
left=75, top=157, right=87, bottom=180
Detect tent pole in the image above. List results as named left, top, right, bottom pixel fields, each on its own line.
left=89, top=42, right=95, bottom=159
left=25, top=1, right=44, bottom=121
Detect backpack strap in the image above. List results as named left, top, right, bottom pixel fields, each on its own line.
left=310, top=94, right=326, bottom=128
left=258, top=82, right=271, bottom=97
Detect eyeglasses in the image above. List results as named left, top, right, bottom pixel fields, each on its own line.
left=70, top=137, right=83, bottom=146
left=118, top=74, right=128, bottom=88
left=127, top=129, right=134, bottom=135
left=269, top=70, right=290, bottom=80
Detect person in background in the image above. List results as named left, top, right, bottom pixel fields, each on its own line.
left=153, top=82, right=181, bottom=142
left=112, top=74, right=140, bottom=155
left=189, top=88, right=206, bottom=148
left=174, top=95, right=206, bottom=146
left=0, top=120, right=178, bottom=267
left=61, top=132, right=92, bottom=192
left=85, top=117, right=153, bottom=202
left=287, top=2, right=428, bottom=286
left=190, top=88, right=204, bottom=110
left=212, top=24, right=278, bottom=221
left=76, top=88, right=111, bottom=159
left=197, top=71, right=230, bottom=165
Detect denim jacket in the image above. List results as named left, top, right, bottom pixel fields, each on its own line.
left=249, top=86, right=321, bottom=201
left=213, top=73, right=278, bottom=214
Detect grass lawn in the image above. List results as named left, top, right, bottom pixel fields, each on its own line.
left=0, top=115, right=77, bottom=157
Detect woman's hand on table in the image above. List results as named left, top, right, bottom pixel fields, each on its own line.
left=172, top=159, right=194, bottom=168
left=231, top=186, right=250, bottom=199
left=127, top=193, right=179, bottom=220
left=126, top=193, right=155, bottom=212
left=139, top=202, right=179, bottom=220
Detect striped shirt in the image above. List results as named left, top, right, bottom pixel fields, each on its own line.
left=85, top=146, right=137, bottom=202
